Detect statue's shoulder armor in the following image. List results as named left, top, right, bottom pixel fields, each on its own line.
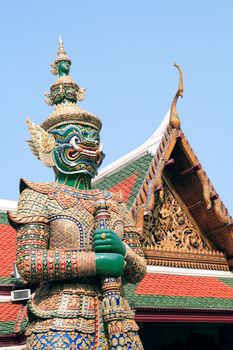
left=19, top=178, right=55, bottom=195
left=8, top=179, right=51, bottom=229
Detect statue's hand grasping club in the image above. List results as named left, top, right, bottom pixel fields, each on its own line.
left=8, top=38, right=146, bottom=350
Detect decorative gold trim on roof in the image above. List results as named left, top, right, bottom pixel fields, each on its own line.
left=131, top=124, right=178, bottom=233
left=144, top=249, right=229, bottom=271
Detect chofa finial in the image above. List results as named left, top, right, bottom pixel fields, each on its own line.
left=169, top=63, right=183, bottom=129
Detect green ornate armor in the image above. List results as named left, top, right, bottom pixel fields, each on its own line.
left=9, top=38, right=146, bottom=349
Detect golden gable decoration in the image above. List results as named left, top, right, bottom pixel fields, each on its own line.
left=142, top=180, right=228, bottom=270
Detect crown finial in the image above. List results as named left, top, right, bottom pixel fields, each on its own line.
left=169, top=63, right=183, bottom=129
left=50, top=36, right=72, bottom=75
left=57, top=35, right=66, bottom=57
left=44, top=38, right=88, bottom=120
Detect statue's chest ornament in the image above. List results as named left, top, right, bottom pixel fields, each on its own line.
left=47, top=185, right=111, bottom=211
left=48, top=190, right=79, bottom=209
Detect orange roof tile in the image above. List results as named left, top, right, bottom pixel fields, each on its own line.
left=136, top=274, right=233, bottom=299
left=108, top=174, right=138, bottom=203
left=0, top=224, right=16, bottom=278
left=0, top=303, right=22, bottom=322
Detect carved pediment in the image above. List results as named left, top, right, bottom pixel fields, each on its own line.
left=142, top=181, right=209, bottom=252
left=142, top=180, right=228, bottom=270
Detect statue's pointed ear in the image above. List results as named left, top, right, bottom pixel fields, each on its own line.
left=26, top=118, right=56, bottom=167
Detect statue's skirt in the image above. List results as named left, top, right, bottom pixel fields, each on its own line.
left=25, top=280, right=143, bottom=349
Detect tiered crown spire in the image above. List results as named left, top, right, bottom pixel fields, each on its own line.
left=41, top=38, right=102, bottom=132
left=50, top=36, right=71, bottom=75
left=57, top=35, right=71, bottom=62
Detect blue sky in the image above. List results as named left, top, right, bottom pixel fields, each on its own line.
left=1, top=1, right=232, bottom=214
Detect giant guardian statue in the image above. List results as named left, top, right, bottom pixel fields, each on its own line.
left=9, top=38, right=146, bottom=349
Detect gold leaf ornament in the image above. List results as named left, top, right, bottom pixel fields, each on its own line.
left=44, top=91, right=53, bottom=106
left=50, top=62, right=58, bottom=75
left=26, top=118, right=56, bottom=167
left=76, top=87, right=86, bottom=102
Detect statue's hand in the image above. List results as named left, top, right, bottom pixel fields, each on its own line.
left=93, top=229, right=126, bottom=256
left=95, top=253, right=124, bottom=276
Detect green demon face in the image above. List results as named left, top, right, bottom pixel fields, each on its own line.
left=50, top=124, right=104, bottom=177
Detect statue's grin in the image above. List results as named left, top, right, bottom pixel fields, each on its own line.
left=67, top=144, right=102, bottom=166
left=68, top=145, right=98, bottom=158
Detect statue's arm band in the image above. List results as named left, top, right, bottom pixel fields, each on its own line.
left=16, top=224, right=96, bottom=283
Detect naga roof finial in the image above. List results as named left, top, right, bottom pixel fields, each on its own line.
left=169, top=63, right=183, bottom=129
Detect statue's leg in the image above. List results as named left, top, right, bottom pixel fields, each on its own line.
left=107, top=320, right=144, bottom=350
left=125, top=331, right=144, bottom=349
left=108, top=331, right=144, bottom=350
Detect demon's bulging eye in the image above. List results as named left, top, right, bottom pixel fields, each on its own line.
left=69, top=136, right=81, bottom=149
left=73, top=136, right=81, bottom=144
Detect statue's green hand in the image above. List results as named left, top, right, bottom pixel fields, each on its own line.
left=93, top=229, right=126, bottom=256
left=95, top=253, right=124, bottom=276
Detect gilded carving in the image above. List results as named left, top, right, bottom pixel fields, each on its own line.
left=142, top=181, right=210, bottom=253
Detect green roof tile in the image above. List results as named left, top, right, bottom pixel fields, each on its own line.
left=0, top=276, right=15, bottom=285
left=0, top=212, right=9, bottom=224
left=19, top=318, right=28, bottom=333
left=218, top=277, right=233, bottom=289
left=0, top=321, right=15, bottom=335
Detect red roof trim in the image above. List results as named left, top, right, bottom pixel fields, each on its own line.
left=0, top=334, right=26, bottom=346
left=135, top=307, right=233, bottom=323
